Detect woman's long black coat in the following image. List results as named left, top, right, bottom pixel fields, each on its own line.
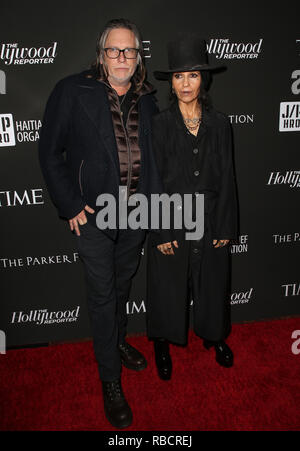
left=146, top=101, right=238, bottom=345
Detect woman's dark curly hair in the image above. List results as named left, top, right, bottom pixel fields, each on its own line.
left=169, top=70, right=212, bottom=110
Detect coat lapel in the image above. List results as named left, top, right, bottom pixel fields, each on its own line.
left=78, top=82, right=120, bottom=174
left=78, top=77, right=156, bottom=178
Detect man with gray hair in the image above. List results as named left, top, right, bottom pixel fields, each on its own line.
left=39, top=18, right=163, bottom=428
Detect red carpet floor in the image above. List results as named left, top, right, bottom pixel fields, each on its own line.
left=1, top=317, right=300, bottom=431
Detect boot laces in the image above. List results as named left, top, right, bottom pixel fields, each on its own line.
left=107, top=381, right=122, bottom=401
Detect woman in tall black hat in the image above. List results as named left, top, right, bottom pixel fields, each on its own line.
left=147, top=33, right=238, bottom=380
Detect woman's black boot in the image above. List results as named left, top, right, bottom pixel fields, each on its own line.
left=153, top=338, right=172, bottom=380
left=203, top=339, right=234, bottom=368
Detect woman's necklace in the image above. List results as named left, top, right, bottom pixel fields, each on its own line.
left=183, top=109, right=202, bottom=131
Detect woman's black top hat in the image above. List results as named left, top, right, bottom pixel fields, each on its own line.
left=154, top=32, right=224, bottom=80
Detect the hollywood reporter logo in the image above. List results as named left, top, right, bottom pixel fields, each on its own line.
left=267, top=170, right=300, bottom=188
left=11, top=307, right=80, bottom=325
left=208, top=38, right=263, bottom=60
left=0, top=42, right=57, bottom=65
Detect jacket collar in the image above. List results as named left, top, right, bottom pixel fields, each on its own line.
left=78, top=69, right=156, bottom=97
left=77, top=71, right=154, bottom=174
left=90, top=70, right=156, bottom=98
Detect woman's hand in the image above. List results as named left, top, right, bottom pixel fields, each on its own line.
left=157, top=241, right=179, bottom=255
left=213, top=239, right=229, bottom=248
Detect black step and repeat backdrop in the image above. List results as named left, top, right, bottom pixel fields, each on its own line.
left=0, top=1, right=299, bottom=347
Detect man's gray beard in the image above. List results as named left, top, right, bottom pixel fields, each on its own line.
left=108, top=73, right=133, bottom=87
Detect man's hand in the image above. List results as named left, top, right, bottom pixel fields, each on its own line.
left=213, top=239, right=229, bottom=248
left=157, top=240, right=178, bottom=255
left=69, top=205, right=95, bottom=236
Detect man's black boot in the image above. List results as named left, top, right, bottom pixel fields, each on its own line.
left=102, top=378, right=133, bottom=428
left=119, top=341, right=147, bottom=371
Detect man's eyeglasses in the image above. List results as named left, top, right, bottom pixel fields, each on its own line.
left=104, top=47, right=139, bottom=59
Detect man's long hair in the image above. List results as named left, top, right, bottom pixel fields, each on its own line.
left=90, top=18, right=146, bottom=92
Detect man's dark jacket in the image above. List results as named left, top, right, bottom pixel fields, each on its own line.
left=39, top=70, right=162, bottom=239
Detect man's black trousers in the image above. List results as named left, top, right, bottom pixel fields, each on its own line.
left=76, top=221, right=145, bottom=381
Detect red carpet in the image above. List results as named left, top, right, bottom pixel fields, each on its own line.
left=1, top=317, right=300, bottom=431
